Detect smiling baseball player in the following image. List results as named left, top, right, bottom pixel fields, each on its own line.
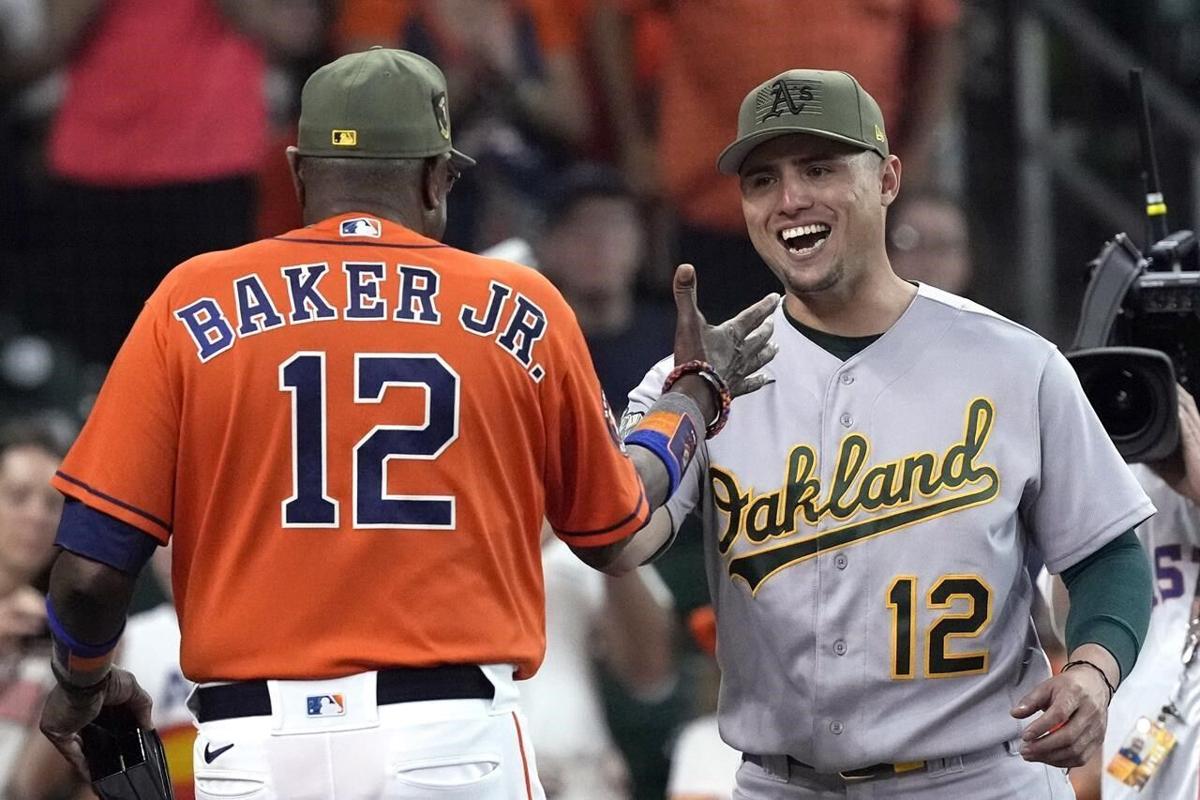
left=620, top=69, right=1156, bottom=798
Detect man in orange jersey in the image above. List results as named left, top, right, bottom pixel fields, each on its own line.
left=36, top=48, right=778, bottom=799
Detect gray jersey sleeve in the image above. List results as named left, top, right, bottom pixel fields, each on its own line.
left=1024, top=348, right=1156, bottom=573
left=622, top=357, right=707, bottom=534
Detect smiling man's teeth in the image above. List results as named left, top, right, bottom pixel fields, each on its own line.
left=780, top=223, right=831, bottom=254
left=781, top=223, right=831, bottom=240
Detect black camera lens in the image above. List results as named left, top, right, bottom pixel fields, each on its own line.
left=1084, top=367, right=1156, bottom=440
left=1068, top=347, right=1180, bottom=463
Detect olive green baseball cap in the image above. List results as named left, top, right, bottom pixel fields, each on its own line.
left=297, top=47, right=475, bottom=168
left=717, top=69, right=888, bottom=175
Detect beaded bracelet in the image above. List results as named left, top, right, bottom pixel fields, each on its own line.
left=1063, top=659, right=1116, bottom=705
left=662, top=360, right=732, bottom=438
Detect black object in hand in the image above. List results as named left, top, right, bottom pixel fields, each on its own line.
left=80, top=705, right=175, bottom=800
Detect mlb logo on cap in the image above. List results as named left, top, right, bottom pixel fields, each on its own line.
left=340, top=217, right=381, bottom=238
left=307, top=694, right=346, bottom=716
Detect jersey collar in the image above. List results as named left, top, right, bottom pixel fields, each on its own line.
left=276, top=213, right=445, bottom=248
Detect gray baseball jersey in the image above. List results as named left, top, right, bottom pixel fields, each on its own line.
left=625, top=283, right=1155, bottom=772
left=1102, top=465, right=1198, bottom=800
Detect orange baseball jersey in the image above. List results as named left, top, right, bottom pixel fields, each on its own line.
left=53, top=213, right=650, bottom=682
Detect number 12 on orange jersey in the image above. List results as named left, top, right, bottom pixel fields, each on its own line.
left=278, top=351, right=460, bottom=529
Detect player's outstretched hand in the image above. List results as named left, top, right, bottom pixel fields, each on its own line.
left=1010, top=664, right=1110, bottom=767
left=40, top=667, right=153, bottom=780
left=672, top=263, right=779, bottom=398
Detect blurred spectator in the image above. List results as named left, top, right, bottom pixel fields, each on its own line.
left=12, top=544, right=194, bottom=800
left=0, top=419, right=64, bottom=790
left=255, top=0, right=336, bottom=239
left=592, top=0, right=963, bottom=321
left=337, top=0, right=588, bottom=150
left=9, top=0, right=323, bottom=366
left=334, top=0, right=590, bottom=250
left=484, top=164, right=680, bottom=798
left=888, top=190, right=972, bottom=295
left=486, top=163, right=674, bottom=407
left=666, top=606, right=739, bottom=800
left=520, top=526, right=675, bottom=800
left=0, top=0, right=52, bottom=256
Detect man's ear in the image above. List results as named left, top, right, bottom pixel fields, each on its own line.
left=286, top=146, right=305, bottom=209
left=880, top=154, right=902, bottom=207
left=422, top=156, right=443, bottom=212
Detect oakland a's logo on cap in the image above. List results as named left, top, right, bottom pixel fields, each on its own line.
left=756, top=79, right=819, bottom=123
left=433, top=92, right=450, bottom=140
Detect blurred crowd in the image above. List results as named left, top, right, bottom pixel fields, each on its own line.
left=0, top=0, right=1196, bottom=798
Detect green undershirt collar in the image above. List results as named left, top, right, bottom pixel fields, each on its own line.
left=783, top=305, right=883, bottom=361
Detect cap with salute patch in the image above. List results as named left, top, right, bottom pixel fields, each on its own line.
left=717, top=69, right=888, bottom=175
left=297, top=47, right=475, bottom=168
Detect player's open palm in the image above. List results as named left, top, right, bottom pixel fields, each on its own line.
left=1011, top=667, right=1110, bottom=767
left=672, top=263, right=779, bottom=398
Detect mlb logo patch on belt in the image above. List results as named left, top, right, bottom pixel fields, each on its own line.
left=306, top=694, right=346, bottom=717
left=340, top=217, right=381, bottom=238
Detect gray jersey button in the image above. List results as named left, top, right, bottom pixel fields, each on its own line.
left=833, top=640, right=847, bottom=656
left=830, top=720, right=844, bottom=735
left=834, top=553, right=848, bottom=570
left=840, top=413, right=853, bottom=427
left=840, top=373, right=854, bottom=385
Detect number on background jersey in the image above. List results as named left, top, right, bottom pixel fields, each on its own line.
left=279, top=352, right=460, bottom=529
left=1154, top=544, right=1186, bottom=602
left=886, top=575, right=992, bottom=679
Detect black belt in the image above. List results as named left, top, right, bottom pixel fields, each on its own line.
left=742, top=753, right=926, bottom=782
left=195, top=665, right=494, bottom=723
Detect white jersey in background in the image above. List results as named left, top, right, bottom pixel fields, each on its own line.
left=625, top=284, right=1154, bottom=777
left=1102, top=465, right=1199, bottom=800
left=518, top=538, right=672, bottom=800
left=667, top=714, right=740, bottom=800
left=119, top=604, right=196, bottom=798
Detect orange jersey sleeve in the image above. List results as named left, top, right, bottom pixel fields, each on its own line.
left=53, top=298, right=180, bottom=543
left=53, top=214, right=647, bottom=682
left=537, top=295, right=649, bottom=548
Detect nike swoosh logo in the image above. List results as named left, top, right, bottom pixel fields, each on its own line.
left=204, top=742, right=234, bottom=764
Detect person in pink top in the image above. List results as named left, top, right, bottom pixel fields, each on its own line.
left=19, top=0, right=322, bottom=365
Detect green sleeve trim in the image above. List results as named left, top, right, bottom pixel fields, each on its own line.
left=1060, top=529, right=1153, bottom=681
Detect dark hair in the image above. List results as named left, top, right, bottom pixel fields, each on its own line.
left=543, top=163, right=636, bottom=229
left=0, top=418, right=68, bottom=461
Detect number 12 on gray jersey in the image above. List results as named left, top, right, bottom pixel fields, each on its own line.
left=886, top=574, right=992, bottom=679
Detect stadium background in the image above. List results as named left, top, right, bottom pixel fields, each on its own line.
left=0, top=1, right=1197, bottom=797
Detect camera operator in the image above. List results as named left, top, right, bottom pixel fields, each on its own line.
left=1048, top=384, right=1200, bottom=799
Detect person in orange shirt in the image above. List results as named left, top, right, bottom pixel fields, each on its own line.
left=10, top=0, right=324, bottom=366
left=35, top=48, right=778, bottom=799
